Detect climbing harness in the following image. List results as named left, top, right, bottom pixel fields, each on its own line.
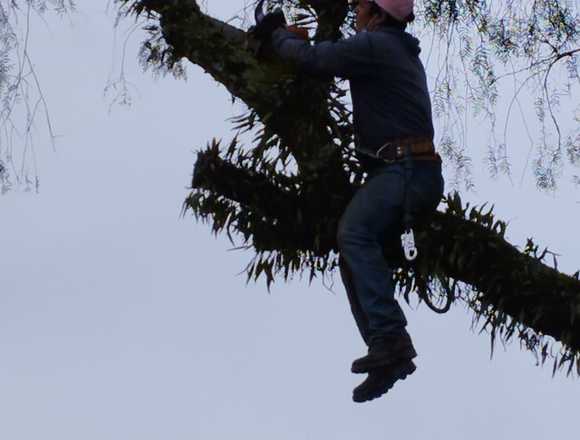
left=401, top=145, right=452, bottom=314
left=369, top=141, right=452, bottom=314
left=357, top=142, right=420, bottom=261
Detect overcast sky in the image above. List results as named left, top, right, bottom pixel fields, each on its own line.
left=1, top=2, right=579, bottom=439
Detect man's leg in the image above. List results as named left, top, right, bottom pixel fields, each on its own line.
left=337, top=166, right=409, bottom=343
left=336, top=165, right=418, bottom=402
left=339, top=255, right=371, bottom=345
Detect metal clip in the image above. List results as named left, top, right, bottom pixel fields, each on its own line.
left=401, top=229, right=418, bottom=261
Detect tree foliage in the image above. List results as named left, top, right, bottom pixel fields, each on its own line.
left=0, top=0, right=72, bottom=193
left=111, top=0, right=580, bottom=376
left=418, top=0, right=580, bottom=189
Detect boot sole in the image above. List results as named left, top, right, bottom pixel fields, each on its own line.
left=351, top=352, right=416, bottom=374
left=352, top=361, right=416, bottom=403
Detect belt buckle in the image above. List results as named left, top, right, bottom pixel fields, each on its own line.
left=376, top=143, right=396, bottom=163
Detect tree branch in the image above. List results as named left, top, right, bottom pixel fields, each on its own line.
left=187, top=151, right=580, bottom=353
left=123, top=0, right=580, bottom=371
left=305, top=0, right=350, bottom=41
left=129, top=0, right=349, bottom=185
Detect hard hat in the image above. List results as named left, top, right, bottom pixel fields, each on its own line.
left=370, top=0, right=414, bottom=22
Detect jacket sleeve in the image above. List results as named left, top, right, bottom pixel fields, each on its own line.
left=271, top=29, right=376, bottom=79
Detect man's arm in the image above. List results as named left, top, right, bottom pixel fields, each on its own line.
left=271, top=28, right=376, bottom=79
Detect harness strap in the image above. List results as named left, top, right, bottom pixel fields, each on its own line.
left=402, top=145, right=419, bottom=262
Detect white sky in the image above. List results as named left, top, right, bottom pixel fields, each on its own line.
left=1, top=2, right=579, bottom=439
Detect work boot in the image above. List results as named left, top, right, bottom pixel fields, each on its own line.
left=352, top=359, right=417, bottom=403
left=351, top=331, right=417, bottom=374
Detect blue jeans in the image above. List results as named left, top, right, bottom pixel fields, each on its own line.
left=337, top=161, right=444, bottom=346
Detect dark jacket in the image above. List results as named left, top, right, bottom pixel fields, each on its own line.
left=271, top=26, right=435, bottom=170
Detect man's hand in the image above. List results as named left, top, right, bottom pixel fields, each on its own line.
left=250, top=9, right=287, bottom=41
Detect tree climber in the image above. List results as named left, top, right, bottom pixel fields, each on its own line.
left=255, top=0, right=444, bottom=402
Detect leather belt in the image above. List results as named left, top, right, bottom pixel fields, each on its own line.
left=374, top=137, right=440, bottom=163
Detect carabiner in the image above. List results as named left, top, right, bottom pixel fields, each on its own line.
left=401, top=229, right=418, bottom=261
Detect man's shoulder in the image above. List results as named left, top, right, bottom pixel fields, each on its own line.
left=339, top=31, right=371, bottom=44
left=369, top=28, right=421, bottom=56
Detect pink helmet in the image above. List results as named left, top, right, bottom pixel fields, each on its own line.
left=371, top=0, right=414, bottom=22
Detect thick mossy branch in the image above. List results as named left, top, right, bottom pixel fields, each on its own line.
left=188, top=141, right=351, bottom=254
left=417, top=198, right=580, bottom=353
left=125, top=0, right=349, bottom=184
left=186, top=148, right=580, bottom=361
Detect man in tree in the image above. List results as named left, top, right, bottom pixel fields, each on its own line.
left=255, top=0, right=444, bottom=402
left=122, top=0, right=580, bottom=387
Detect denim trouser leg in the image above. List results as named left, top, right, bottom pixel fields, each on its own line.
left=337, top=162, right=444, bottom=346
left=339, top=254, right=372, bottom=345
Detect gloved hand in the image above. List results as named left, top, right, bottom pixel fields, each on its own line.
left=250, top=8, right=287, bottom=41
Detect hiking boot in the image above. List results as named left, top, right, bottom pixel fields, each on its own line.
left=351, top=331, right=417, bottom=374
left=352, top=359, right=417, bottom=403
